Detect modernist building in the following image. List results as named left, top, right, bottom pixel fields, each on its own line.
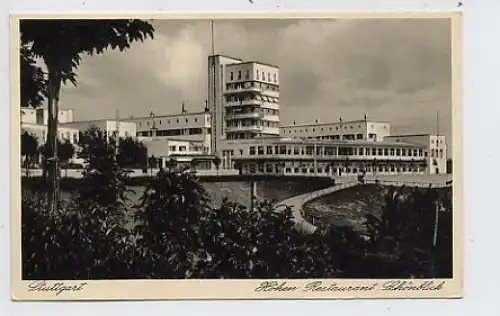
left=21, top=106, right=80, bottom=146
left=124, top=107, right=212, bottom=154
left=21, top=107, right=74, bottom=126
left=224, top=137, right=428, bottom=177
left=208, top=55, right=281, bottom=158
left=60, top=119, right=137, bottom=142
left=279, top=118, right=391, bottom=142
left=384, top=134, right=447, bottom=175
left=140, top=137, right=212, bottom=170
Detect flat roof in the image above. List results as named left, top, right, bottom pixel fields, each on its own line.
left=386, top=134, right=441, bottom=138
left=226, top=61, right=279, bottom=69
left=209, top=54, right=243, bottom=61
left=123, top=111, right=210, bottom=120
left=279, top=119, right=390, bottom=128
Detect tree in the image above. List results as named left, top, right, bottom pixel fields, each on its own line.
left=21, top=131, right=39, bottom=176
left=20, top=19, right=155, bottom=211
left=58, top=140, right=75, bottom=176
left=20, top=45, right=46, bottom=108
left=116, top=137, right=148, bottom=169
left=213, top=155, right=221, bottom=174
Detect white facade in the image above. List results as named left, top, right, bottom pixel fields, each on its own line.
left=208, top=55, right=281, bottom=157
left=226, top=137, right=429, bottom=177
left=384, top=134, right=447, bottom=175
left=21, top=107, right=74, bottom=125
left=279, top=119, right=391, bottom=142
left=124, top=111, right=212, bottom=153
left=142, top=138, right=210, bottom=169
left=60, top=120, right=137, bottom=140
left=21, top=123, right=80, bottom=145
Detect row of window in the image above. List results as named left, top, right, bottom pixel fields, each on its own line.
left=225, top=108, right=279, bottom=116
left=137, top=116, right=208, bottom=128
left=284, top=124, right=385, bottom=133
left=229, top=70, right=278, bottom=83
left=226, top=121, right=279, bottom=128
left=243, top=163, right=424, bottom=175
left=225, top=82, right=280, bottom=92
left=137, top=127, right=209, bottom=137
left=431, top=149, right=445, bottom=159
left=226, top=94, right=279, bottom=104
left=248, top=145, right=425, bottom=158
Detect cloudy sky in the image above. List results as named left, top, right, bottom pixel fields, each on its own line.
left=59, top=18, right=453, bottom=150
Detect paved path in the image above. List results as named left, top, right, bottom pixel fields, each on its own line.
left=274, top=174, right=453, bottom=234
left=274, top=179, right=359, bottom=234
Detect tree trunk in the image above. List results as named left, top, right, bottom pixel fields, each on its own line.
left=45, top=66, right=62, bottom=212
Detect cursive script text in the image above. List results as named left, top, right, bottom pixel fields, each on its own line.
left=27, top=280, right=88, bottom=296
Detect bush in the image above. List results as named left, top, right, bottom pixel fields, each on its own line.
left=21, top=157, right=453, bottom=279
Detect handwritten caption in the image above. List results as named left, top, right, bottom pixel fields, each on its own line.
left=254, top=280, right=447, bottom=293
left=27, top=280, right=88, bottom=296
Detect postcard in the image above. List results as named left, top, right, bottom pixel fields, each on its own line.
left=11, top=11, right=463, bottom=300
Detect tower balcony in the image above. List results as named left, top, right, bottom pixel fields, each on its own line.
left=226, top=112, right=264, bottom=120
left=224, top=86, right=262, bottom=94
left=225, top=125, right=264, bottom=133
left=225, top=100, right=263, bottom=107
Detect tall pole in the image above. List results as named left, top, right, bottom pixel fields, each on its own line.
left=210, top=20, right=218, bottom=158
left=115, top=109, right=120, bottom=156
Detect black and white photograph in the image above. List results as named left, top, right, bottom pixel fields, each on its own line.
left=11, top=12, right=462, bottom=300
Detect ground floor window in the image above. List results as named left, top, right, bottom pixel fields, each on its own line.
left=266, top=164, right=273, bottom=173
left=285, top=167, right=292, bottom=173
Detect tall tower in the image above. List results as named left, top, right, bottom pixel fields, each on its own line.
left=207, top=54, right=242, bottom=157
left=224, top=62, right=280, bottom=140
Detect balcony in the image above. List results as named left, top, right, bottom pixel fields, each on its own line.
left=226, top=112, right=264, bottom=120
left=224, top=86, right=261, bottom=94
left=225, top=125, right=264, bottom=133
left=225, top=99, right=263, bottom=107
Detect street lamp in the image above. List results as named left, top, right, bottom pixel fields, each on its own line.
left=149, top=110, right=157, bottom=139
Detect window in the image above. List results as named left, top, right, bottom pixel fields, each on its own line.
left=262, top=72, right=265, bottom=81
left=258, top=164, right=264, bottom=173
left=279, top=145, right=287, bottom=154
left=266, top=164, right=273, bottom=173
left=439, top=149, right=444, bottom=158
left=378, top=148, right=383, bottom=156
left=245, top=70, right=250, bottom=80
left=266, top=146, right=273, bottom=154
left=268, top=73, right=271, bottom=81
left=230, top=72, right=234, bottom=80
left=384, top=148, right=389, bottom=156
left=256, top=71, right=259, bottom=80
left=185, top=118, right=188, bottom=123
left=396, top=148, right=401, bottom=156
left=238, top=71, right=242, bottom=80
left=356, top=134, right=363, bottom=139
left=418, top=149, right=423, bottom=157
left=257, top=146, right=264, bottom=155
left=431, top=149, right=435, bottom=157
left=179, top=146, right=187, bottom=152
left=176, top=119, right=179, bottom=123
left=390, top=148, right=395, bottom=156
left=249, top=146, right=256, bottom=155
left=359, top=148, right=364, bottom=155
left=402, top=148, right=406, bottom=156
left=273, top=73, right=277, bottom=82
left=195, top=118, right=198, bottom=122
left=372, top=148, right=377, bottom=155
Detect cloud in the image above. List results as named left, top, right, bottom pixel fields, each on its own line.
left=55, top=18, right=452, bottom=152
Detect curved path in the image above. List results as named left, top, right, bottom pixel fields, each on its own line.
left=274, top=174, right=452, bottom=234
left=274, top=179, right=359, bottom=234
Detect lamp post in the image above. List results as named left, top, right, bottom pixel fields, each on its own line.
left=149, top=110, right=157, bottom=139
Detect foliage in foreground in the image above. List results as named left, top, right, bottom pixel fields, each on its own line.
left=21, top=133, right=453, bottom=279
